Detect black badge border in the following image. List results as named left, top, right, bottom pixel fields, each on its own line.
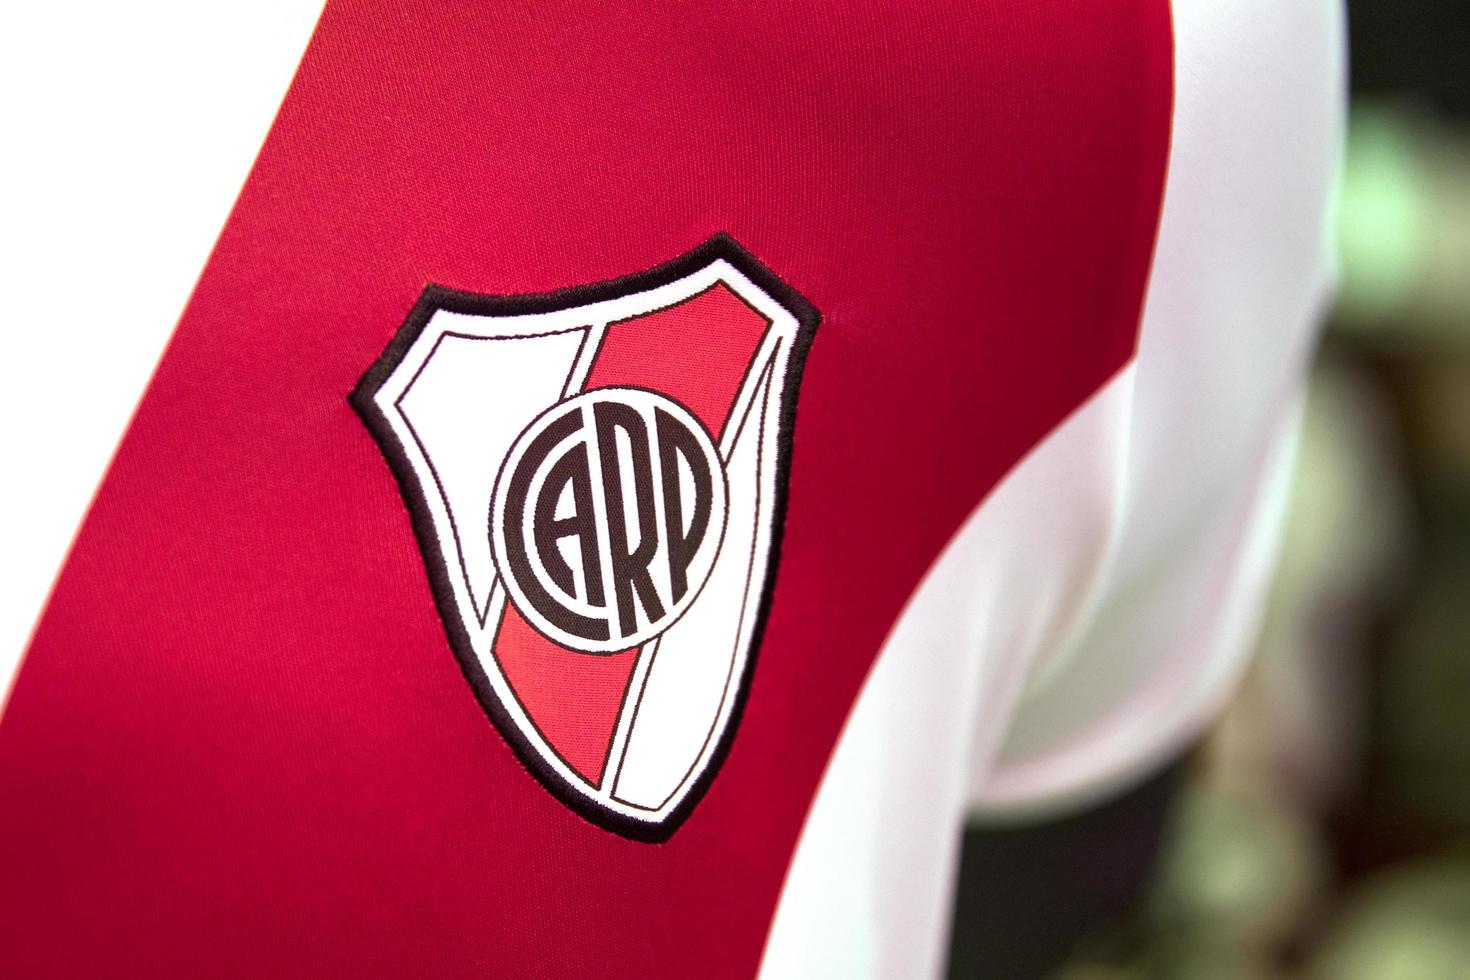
left=350, top=232, right=821, bottom=842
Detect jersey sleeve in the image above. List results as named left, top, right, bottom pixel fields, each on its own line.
left=968, top=0, right=1346, bottom=818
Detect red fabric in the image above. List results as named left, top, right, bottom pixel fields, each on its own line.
left=0, top=1, right=1172, bottom=976
left=491, top=608, right=637, bottom=786
left=585, top=281, right=772, bottom=437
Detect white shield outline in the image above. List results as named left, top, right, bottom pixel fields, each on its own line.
left=352, top=234, right=820, bottom=840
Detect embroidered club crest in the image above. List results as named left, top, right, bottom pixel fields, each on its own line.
left=352, top=235, right=819, bottom=839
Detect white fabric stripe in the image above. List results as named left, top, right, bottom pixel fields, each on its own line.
left=0, top=2, right=325, bottom=709
left=759, top=363, right=1141, bottom=979
left=970, top=0, right=1345, bottom=814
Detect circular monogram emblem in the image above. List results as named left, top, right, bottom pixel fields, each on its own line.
left=490, top=388, right=727, bottom=653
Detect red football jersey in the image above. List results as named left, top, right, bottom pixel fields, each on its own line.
left=0, top=1, right=1342, bottom=975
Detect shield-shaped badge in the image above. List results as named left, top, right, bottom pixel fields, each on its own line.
left=352, top=235, right=819, bottom=839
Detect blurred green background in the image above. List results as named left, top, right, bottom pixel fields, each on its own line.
left=1042, top=4, right=1470, bottom=978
